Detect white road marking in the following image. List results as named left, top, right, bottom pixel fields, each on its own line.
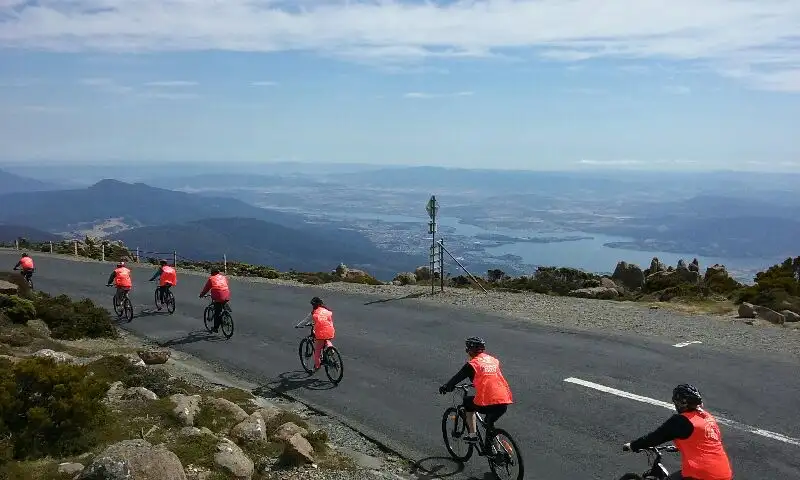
left=564, top=377, right=800, bottom=447
left=673, top=340, right=703, bottom=348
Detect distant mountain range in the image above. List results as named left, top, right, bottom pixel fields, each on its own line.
left=0, top=179, right=422, bottom=279
left=0, top=168, right=64, bottom=194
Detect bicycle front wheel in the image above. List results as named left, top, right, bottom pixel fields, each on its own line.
left=486, top=427, right=524, bottom=480
left=154, top=288, right=161, bottom=309
left=298, top=337, right=314, bottom=373
left=323, top=346, right=343, bottom=384
left=220, top=311, right=234, bottom=339
left=442, top=407, right=473, bottom=462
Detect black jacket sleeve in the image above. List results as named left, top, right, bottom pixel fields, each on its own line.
left=107, top=271, right=116, bottom=285
left=443, top=363, right=476, bottom=391
left=630, top=414, right=693, bottom=451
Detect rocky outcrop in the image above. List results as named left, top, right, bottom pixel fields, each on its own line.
left=781, top=310, right=800, bottom=322
left=78, top=439, right=187, bottom=480
left=567, top=287, right=620, bottom=300
left=273, top=422, right=308, bottom=442
left=214, top=438, right=254, bottom=479
left=738, top=302, right=756, bottom=318
left=612, top=261, right=645, bottom=291
left=393, top=272, right=417, bottom=285
left=170, top=394, right=202, bottom=427
left=754, top=305, right=785, bottom=325
left=0, top=280, right=19, bottom=295
left=206, top=397, right=249, bottom=424
left=231, top=411, right=267, bottom=444
left=32, top=348, right=77, bottom=364
left=137, top=349, right=170, bottom=365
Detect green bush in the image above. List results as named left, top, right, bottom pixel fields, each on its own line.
left=86, top=355, right=195, bottom=397
left=32, top=293, right=116, bottom=340
left=0, top=357, right=109, bottom=461
left=0, top=294, right=36, bottom=324
left=736, top=256, right=800, bottom=313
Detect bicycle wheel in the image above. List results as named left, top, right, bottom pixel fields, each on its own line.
left=486, top=427, right=524, bottom=480
left=220, top=311, right=234, bottom=339
left=166, top=291, right=176, bottom=314
left=203, top=306, right=214, bottom=333
left=123, top=297, right=134, bottom=322
left=323, top=346, right=343, bottom=384
left=154, top=288, right=161, bottom=309
left=298, top=337, right=315, bottom=373
left=113, top=294, right=122, bottom=317
left=442, top=407, right=473, bottom=462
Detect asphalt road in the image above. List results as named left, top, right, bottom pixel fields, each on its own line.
left=5, top=250, right=800, bottom=479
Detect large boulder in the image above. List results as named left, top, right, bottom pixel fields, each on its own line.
left=170, top=394, right=201, bottom=427
left=393, top=272, right=417, bottom=285
left=279, top=433, right=315, bottom=466
left=230, top=411, right=267, bottom=444
left=137, top=349, right=170, bottom=365
left=214, top=438, right=254, bottom=479
left=273, top=422, right=308, bottom=442
left=611, top=261, right=645, bottom=291
left=781, top=310, right=800, bottom=323
left=0, top=280, right=18, bottom=295
left=32, top=348, right=77, bottom=364
left=206, top=397, right=249, bottom=424
left=738, top=302, right=756, bottom=319
left=78, top=439, right=186, bottom=480
left=754, top=305, right=785, bottom=325
left=567, top=287, right=619, bottom=300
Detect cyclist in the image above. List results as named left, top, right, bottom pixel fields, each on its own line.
left=623, top=384, right=733, bottom=480
left=106, top=261, right=132, bottom=304
left=309, top=296, right=335, bottom=371
left=198, top=267, right=229, bottom=333
left=438, top=336, right=514, bottom=446
left=149, top=259, right=178, bottom=310
left=13, top=253, right=35, bottom=284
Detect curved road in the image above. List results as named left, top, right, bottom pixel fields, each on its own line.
left=5, top=251, right=800, bottom=479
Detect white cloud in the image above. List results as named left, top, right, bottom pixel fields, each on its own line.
left=404, top=91, right=474, bottom=99
left=578, top=159, right=643, bottom=166
left=143, top=80, right=198, bottom=87
left=1, top=1, right=799, bottom=91
left=663, top=85, right=691, bottom=95
left=251, top=81, right=278, bottom=86
left=138, top=91, right=199, bottom=100
left=78, top=77, right=133, bottom=94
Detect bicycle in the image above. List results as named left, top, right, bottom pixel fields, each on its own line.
left=108, top=285, right=134, bottom=322
left=618, top=445, right=679, bottom=480
left=294, top=314, right=343, bottom=384
left=152, top=282, right=176, bottom=314
left=201, top=295, right=234, bottom=339
left=441, top=383, right=524, bottom=480
left=13, top=268, right=33, bottom=289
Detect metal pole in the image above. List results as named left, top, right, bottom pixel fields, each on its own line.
left=431, top=196, right=436, bottom=295
left=440, top=238, right=444, bottom=292
left=101, top=244, right=105, bottom=262
left=14, top=239, right=18, bottom=250
left=173, top=251, right=177, bottom=267
left=135, top=247, right=140, bottom=263
left=74, top=240, right=78, bottom=256
left=49, top=241, right=53, bottom=254
left=439, top=241, right=488, bottom=293
left=223, top=254, right=227, bottom=274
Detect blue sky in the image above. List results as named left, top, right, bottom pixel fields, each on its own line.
left=1, top=0, right=798, bottom=171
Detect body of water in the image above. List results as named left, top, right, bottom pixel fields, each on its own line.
left=305, top=210, right=782, bottom=281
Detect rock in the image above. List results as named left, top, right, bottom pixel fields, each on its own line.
left=58, top=462, right=85, bottom=475
left=646, top=257, right=665, bottom=275
left=611, top=261, right=645, bottom=291
left=414, top=266, right=431, bottom=281
left=185, top=465, right=214, bottom=480
left=567, top=286, right=619, bottom=300
left=393, top=272, right=417, bottom=285
left=104, top=381, right=127, bottom=404
left=0, top=280, right=18, bottom=295
left=754, top=305, right=785, bottom=325
left=704, top=264, right=728, bottom=282
left=32, top=348, right=76, bottom=364
left=273, top=422, right=308, bottom=442
left=170, top=394, right=202, bottom=427
left=391, top=280, right=402, bottom=286
left=781, top=310, right=800, bottom=322
left=207, top=397, right=249, bottom=424
left=600, top=277, right=618, bottom=290
left=677, top=259, right=687, bottom=269
left=674, top=261, right=701, bottom=284
left=256, top=406, right=282, bottom=424
left=124, top=354, right=147, bottom=368
left=137, top=349, right=170, bottom=365
left=231, top=411, right=267, bottom=444
left=214, top=438, right=254, bottom=479
left=27, top=319, right=51, bottom=337
left=123, top=387, right=158, bottom=402
left=279, top=433, right=315, bottom=466
left=688, top=258, right=700, bottom=273
left=738, top=302, right=756, bottom=318
left=78, top=439, right=186, bottom=480
left=180, top=426, right=215, bottom=437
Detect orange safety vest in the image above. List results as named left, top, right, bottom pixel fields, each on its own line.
left=468, top=353, right=513, bottom=406
left=209, top=273, right=229, bottom=292
left=312, top=306, right=335, bottom=340
left=114, top=267, right=132, bottom=288
left=160, top=266, right=177, bottom=286
left=674, top=410, right=733, bottom=480
left=20, top=257, right=34, bottom=270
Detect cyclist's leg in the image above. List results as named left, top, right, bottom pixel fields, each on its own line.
left=462, top=396, right=479, bottom=441
left=478, top=404, right=508, bottom=449
left=313, top=338, right=326, bottom=369
left=212, top=301, right=224, bottom=331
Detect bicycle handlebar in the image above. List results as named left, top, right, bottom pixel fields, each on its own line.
left=627, top=445, right=678, bottom=454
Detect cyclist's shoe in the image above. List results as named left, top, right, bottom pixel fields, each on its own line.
left=464, top=434, right=478, bottom=444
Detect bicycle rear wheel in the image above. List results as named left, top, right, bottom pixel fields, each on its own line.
left=220, top=311, right=234, bottom=339
left=166, top=291, right=176, bottom=314
left=442, top=407, right=473, bottom=462
left=123, top=297, right=134, bottom=322
left=113, top=294, right=122, bottom=317
left=323, top=346, right=343, bottom=384
left=298, top=337, right=315, bottom=373
left=487, top=427, right=524, bottom=480
left=154, top=288, right=161, bottom=309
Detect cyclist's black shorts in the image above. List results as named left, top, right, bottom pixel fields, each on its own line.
left=463, top=396, right=508, bottom=426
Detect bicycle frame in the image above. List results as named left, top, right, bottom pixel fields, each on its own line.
left=452, top=384, right=493, bottom=455
left=294, top=315, right=333, bottom=349
left=633, top=445, right=677, bottom=479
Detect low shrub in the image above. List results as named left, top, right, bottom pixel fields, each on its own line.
left=0, top=357, right=109, bottom=461
left=32, top=293, right=116, bottom=340
left=0, top=294, right=36, bottom=324
left=86, top=355, right=196, bottom=397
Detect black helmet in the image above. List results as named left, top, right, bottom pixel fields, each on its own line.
left=160, top=259, right=168, bottom=265
left=465, top=336, right=486, bottom=352
left=672, top=384, right=702, bottom=407
left=21, top=253, right=28, bottom=257
left=310, top=296, right=324, bottom=308
left=210, top=267, right=221, bottom=275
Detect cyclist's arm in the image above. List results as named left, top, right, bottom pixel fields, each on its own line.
left=295, top=313, right=312, bottom=327
left=149, top=269, right=161, bottom=282
left=199, top=279, right=211, bottom=297
left=107, top=271, right=116, bottom=285
left=629, top=414, right=693, bottom=451
left=13, top=261, right=21, bottom=269
left=443, top=363, right=475, bottom=391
